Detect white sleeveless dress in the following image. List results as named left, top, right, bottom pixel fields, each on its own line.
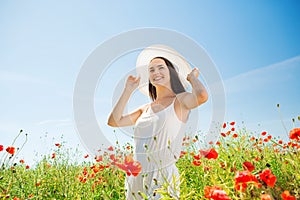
left=125, top=98, right=187, bottom=200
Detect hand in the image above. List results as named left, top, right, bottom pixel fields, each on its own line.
left=125, top=75, right=140, bottom=93
left=187, top=68, right=199, bottom=82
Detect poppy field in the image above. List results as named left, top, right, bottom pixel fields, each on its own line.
left=0, top=122, right=299, bottom=200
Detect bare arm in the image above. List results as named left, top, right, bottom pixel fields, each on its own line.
left=107, top=75, right=143, bottom=127
left=177, top=68, right=208, bottom=110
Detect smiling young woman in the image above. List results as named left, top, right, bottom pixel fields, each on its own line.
left=107, top=44, right=208, bottom=199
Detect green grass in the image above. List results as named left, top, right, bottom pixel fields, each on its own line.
left=0, top=124, right=299, bottom=200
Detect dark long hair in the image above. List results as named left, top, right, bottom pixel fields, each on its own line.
left=148, top=57, right=185, bottom=101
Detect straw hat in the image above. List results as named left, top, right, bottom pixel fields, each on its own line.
left=136, top=44, right=192, bottom=96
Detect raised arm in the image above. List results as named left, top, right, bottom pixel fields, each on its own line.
left=107, top=75, right=144, bottom=127
left=177, top=68, right=208, bottom=110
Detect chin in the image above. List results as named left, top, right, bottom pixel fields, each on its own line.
left=153, top=82, right=169, bottom=88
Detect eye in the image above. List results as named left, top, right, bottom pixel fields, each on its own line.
left=149, top=69, right=154, bottom=72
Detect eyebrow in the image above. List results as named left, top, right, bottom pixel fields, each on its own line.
left=149, top=64, right=164, bottom=69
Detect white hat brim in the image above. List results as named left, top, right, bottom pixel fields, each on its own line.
left=136, top=44, right=191, bottom=96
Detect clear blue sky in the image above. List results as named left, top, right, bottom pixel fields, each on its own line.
left=1, top=1, right=299, bottom=165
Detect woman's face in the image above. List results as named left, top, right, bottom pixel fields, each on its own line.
left=148, top=58, right=171, bottom=88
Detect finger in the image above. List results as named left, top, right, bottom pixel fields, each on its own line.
left=134, top=76, right=140, bottom=82
left=130, top=75, right=139, bottom=81
left=128, top=75, right=134, bottom=80
left=129, top=77, right=135, bottom=84
left=192, top=68, right=198, bottom=73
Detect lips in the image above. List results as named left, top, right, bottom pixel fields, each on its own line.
left=153, top=76, right=163, bottom=81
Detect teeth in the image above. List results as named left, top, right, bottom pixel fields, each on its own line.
left=154, top=77, right=162, bottom=81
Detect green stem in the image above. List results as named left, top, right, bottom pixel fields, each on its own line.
left=277, top=104, right=289, bottom=138
left=0, top=130, right=24, bottom=168
left=11, top=133, right=28, bottom=165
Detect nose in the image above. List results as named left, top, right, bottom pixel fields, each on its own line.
left=153, top=69, right=160, bottom=74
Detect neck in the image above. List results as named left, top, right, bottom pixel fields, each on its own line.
left=155, top=85, right=176, bottom=100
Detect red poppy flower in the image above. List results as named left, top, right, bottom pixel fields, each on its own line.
left=114, top=154, right=142, bottom=177
left=235, top=171, right=258, bottom=183
left=95, top=155, right=103, bottom=162
left=110, top=154, right=118, bottom=162
left=98, top=165, right=106, bottom=171
left=259, top=168, right=276, bottom=187
left=222, top=123, right=226, bottom=129
left=179, top=151, right=187, bottom=158
left=235, top=170, right=259, bottom=192
left=204, top=186, right=231, bottom=200
left=254, top=157, right=260, bottom=162
left=90, top=165, right=96, bottom=169
left=289, top=128, right=300, bottom=141
left=250, top=136, right=256, bottom=141
left=6, top=146, right=15, bottom=155
left=192, top=160, right=201, bottom=166
left=51, top=153, right=56, bottom=159
left=93, top=166, right=100, bottom=173
left=26, top=165, right=30, bottom=169
left=193, top=154, right=201, bottom=160
left=278, top=140, right=283, bottom=144
left=221, top=133, right=226, bottom=137
left=55, top=143, right=61, bottom=147
left=243, top=161, right=255, bottom=172
left=261, top=194, right=272, bottom=200
left=78, top=176, right=87, bottom=183
left=261, top=131, right=267, bottom=136
left=230, top=121, right=235, bottom=126
left=235, top=182, right=247, bottom=192
left=206, top=148, right=218, bottom=159
left=84, top=154, right=89, bottom=158
left=219, top=162, right=226, bottom=169
left=182, top=136, right=190, bottom=142
left=107, top=146, right=114, bottom=151
left=231, top=127, right=235, bottom=132
left=267, top=135, right=272, bottom=140
left=124, top=155, right=142, bottom=176
left=0, top=145, right=3, bottom=151
left=232, top=133, right=238, bottom=138
left=291, top=143, right=298, bottom=147
left=19, top=159, right=25, bottom=164
left=281, top=190, right=296, bottom=200
left=263, top=138, right=269, bottom=143
left=82, top=167, right=88, bottom=176
left=200, top=148, right=218, bottom=159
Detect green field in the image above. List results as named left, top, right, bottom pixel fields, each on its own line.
left=1, top=123, right=299, bottom=200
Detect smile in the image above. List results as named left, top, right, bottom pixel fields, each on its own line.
left=153, top=77, right=163, bottom=81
